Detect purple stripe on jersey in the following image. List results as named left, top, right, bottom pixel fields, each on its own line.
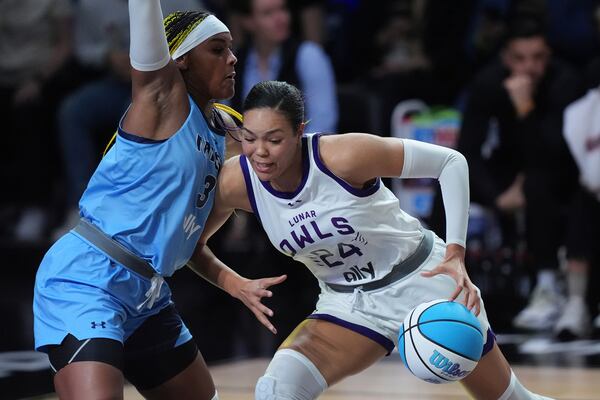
left=259, top=136, right=310, bottom=199
left=307, top=313, right=395, bottom=354
left=116, top=105, right=167, bottom=143
left=239, top=155, right=262, bottom=224
left=482, top=327, right=496, bottom=357
left=311, top=133, right=380, bottom=197
left=118, top=127, right=168, bottom=144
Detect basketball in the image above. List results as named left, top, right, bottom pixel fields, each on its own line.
left=398, top=299, right=484, bottom=384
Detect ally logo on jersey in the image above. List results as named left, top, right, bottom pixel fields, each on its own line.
left=183, top=213, right=202, bottom=240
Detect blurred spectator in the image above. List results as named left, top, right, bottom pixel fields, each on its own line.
left=0, top=0, right=76, bottom=242
left=454, top=17, right=583, bottom=331
left=229, top=0, right=338, bottom=133
left=228, top=0, right=327, bottom=50
left=554, top=14, right=600, bottom=339
left=545, top=0, right=600, bottom=67
left=370, top=1, right=429, bottom=78
left=555, top=85, right=600, bottom=339
left=52, top=0, right=205, bottom=239
left=585, top=5, right=600, bottom=90
left=324, top=1, right=431, bottom=90
left=360, top=0, right=476, bottom=139
left=292, top=0, right=326, bottom=45
left=468, top=1, right=510, bottom=72
left=420, top=0, right=476, bottom=105
left=321, top=0, right=365, bottom=83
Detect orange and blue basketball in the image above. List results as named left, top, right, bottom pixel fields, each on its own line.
left=398, top=299, right=484, bottom=384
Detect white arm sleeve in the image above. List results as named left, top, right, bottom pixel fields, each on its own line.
left=128, top=0, right=171, bottom=71
left=400, top=139, right=469, bottom=247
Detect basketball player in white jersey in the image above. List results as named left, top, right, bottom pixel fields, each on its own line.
left=191, top=81, right=554, bottom=399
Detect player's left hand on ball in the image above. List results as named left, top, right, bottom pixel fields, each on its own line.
left=236, top=274, right=287, bottom=334
left=420, top=256, right=480, bottom=316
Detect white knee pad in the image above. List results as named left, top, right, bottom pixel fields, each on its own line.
left=498, top=371, right=555, bottom=400
left=255, top=349, right=328, bottom=400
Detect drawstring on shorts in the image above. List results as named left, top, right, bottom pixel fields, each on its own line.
left=137, top=275, right=165, bottom=311
left=350, top=286, right=376, bottom=312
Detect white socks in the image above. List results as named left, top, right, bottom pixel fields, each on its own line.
left=498, top=371, right=555, bottom=400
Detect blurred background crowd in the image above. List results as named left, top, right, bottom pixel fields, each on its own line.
left=1, top=0, right=600, bottom=376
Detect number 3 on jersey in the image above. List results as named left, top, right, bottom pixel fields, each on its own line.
left=196, top=175, right=217, bottom=208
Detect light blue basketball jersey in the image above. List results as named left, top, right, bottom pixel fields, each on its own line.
left=78, top=96, right=225, bottom=276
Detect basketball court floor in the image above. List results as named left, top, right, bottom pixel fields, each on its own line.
left=5, top=244, right=600, bottom=399
left=32, top=346, right=600, bottom=400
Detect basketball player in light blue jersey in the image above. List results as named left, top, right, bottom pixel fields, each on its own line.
left=191, top=81, right=556, bottom=400
left=33, top=2, right=285, bottom=399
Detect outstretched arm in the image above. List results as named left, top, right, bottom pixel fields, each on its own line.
left=395, top=140, right=478, bottom=313
left=188, top=242, right=286, bottom=334
left=186, top=158, right=287, bottom=333
left=125, top=0, right=188, bottom=140
left=319, top=133, right=479, bottom=313
left=320, top=134, right=469, bottom=246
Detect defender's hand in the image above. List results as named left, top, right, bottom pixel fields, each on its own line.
left=234, top=274, right=287, bottom=334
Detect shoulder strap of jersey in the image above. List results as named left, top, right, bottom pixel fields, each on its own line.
left=103, top=131, right=118, bottom=156
left=102, top=103, right=244, bottom=157
left=214, top=103, right=243, bottom=124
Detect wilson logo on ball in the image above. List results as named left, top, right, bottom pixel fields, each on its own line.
left=429, top=350, right=471, bottom=378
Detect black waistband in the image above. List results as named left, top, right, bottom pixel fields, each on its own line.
left=325, top=229, right=435, bottom=293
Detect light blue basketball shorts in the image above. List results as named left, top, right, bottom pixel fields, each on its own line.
left=33, top=232, right=192, bottom=352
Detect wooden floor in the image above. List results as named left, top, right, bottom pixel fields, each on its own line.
left=38, top=357, right=600, bottom=400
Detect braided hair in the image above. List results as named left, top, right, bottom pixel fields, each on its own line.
left=164, top=11, right=210, bottom=56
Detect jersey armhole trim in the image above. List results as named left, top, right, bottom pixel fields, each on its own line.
left=258, top=136, right=310, bottom=199
left=116, top=100, right=194, bottom=145
left=239, top=156, right=262, bottom=224
left=310, top=133, right=380, bottom=197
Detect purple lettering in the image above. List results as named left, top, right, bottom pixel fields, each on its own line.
left=331, top=217, right=355, bottom=235
left=311, top=221, right=333, bottom=239
left=279, top=239, right=296, bottom=256
left=310, top=249, right=342, bottom=268
left=361, top=262, right=375, bottom=279
left=338, top=242, right=363, bottom=258
left=291, top=225, right=315, bottom=248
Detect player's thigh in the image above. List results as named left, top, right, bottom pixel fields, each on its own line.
left=49, top=335, right=125, bottom=400
left=460, top=342, right=511, bottom=400
left=280, top=319, right=388, bottom=386
left=139, top=351, right=215, bottom=400
left=124, top=305, right=214, bottom=399
left=55, top=362, right=124, bottom=400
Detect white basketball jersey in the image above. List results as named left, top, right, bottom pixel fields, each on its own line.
left=240, top=133, right=427, bottom=287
